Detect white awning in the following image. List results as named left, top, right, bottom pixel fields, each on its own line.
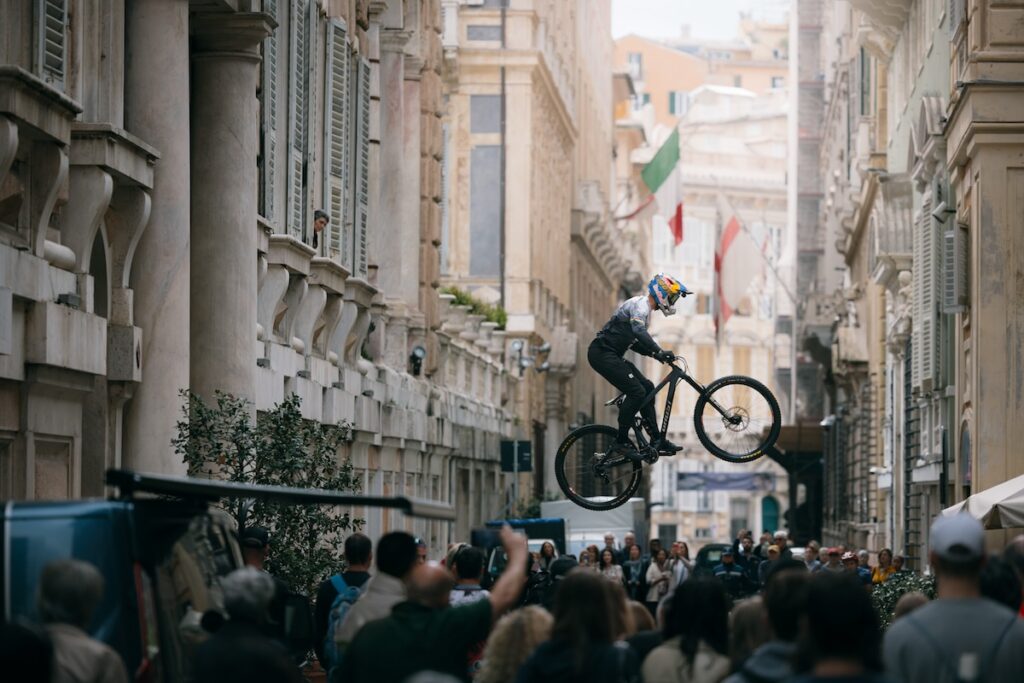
left=942, top=473, right=1024, bottom=529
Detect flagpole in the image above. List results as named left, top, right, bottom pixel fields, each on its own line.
left=713, top=184, right=797, bottom=425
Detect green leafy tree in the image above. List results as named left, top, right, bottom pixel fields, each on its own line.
left=871, top=571, right=936, bottom=629
left=173, top=390, right=363, bottom=596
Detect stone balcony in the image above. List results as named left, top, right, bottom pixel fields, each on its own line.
left=254, top=225, right=513, bottom=451
left=868, top=175, right=913, bottom=289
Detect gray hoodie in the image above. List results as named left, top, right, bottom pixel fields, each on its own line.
left=723, top=641, right=796, bottom=683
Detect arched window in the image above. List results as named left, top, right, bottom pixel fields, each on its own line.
left=761, top=495, right=779, bottom=533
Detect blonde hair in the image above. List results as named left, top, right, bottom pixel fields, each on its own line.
left=476, top=606, right=553, bottom=683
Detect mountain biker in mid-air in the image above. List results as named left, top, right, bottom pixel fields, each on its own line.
left=588, top=273, right=689, bottom=462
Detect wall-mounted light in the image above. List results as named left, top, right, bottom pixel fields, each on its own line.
left=409, top=345, right=426, bottom=376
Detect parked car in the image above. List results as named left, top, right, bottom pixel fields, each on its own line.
left=2, top=469, right=452, bottom=682
left=691, top=543, right=734, bottom=578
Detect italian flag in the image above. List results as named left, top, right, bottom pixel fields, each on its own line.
left=641, top=127, right=683, bottom=245
left=713, top=194, right=761, bottom=345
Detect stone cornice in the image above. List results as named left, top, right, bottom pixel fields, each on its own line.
left=0, top=66, right=82, bottom=143
left=344, top=276, right=379, bottom=307
left=267, top=234, right=315, bottom=274
left=309, top=257, right=351, bottom=295
left=70, top=123, right=160, bottom=188
left=191, top=12, right=276, bottom=55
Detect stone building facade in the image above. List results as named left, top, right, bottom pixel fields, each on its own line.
left=815, top=0, right=1024, bottom=560
left=440, top=0, right=634, bottom=502
left=0, top=0, right=515, bottom=554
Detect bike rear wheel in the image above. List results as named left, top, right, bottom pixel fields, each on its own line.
left=554, top=424, right=642, bottom=511
left=693, top=375, right=780, bottom=463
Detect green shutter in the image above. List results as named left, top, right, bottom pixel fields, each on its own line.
left=353, top=57, right=371, bottom=278
left=669, top=92, right=676, bottom=115
left=261, top=0, right=279, bottom=223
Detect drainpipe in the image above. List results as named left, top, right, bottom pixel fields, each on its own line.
left=499, top=0, right=507, bottom=309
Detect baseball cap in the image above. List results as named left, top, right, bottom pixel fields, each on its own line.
left=841, top=551, right=856, bottom=562
left=239, top=526, right=270, bottom=549
left=773, top=530, right=788, bottom=539
left=930, top=514, right=984, bottom=562
left=722, top=548, right=734, bottom=556
left=827, top=547, right=841, bottom=556
left=767, top=544, right=780, bottom=554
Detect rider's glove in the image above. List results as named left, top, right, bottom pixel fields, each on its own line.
left=655, top=349, right=675, bottom=364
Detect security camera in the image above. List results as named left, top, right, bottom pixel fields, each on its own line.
left=510, top=339, right=524, bottom=353
left=409, top=345, right=426, bottom=376
left=536, top=361, right=551, bottom=373
left=535, top=342, right=552, bottom=354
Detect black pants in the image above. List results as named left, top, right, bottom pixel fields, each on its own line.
left=588, top=339, right=658, bottom=440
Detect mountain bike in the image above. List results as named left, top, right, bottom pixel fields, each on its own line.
left=554, top=355, right=781, bottom=511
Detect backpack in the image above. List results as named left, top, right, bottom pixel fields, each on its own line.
left=322, top=574, right=365, bottom=672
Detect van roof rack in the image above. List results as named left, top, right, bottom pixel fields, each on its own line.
left=105, top=469, right=456, bottom=521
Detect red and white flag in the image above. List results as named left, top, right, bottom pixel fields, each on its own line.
left=641, top=127, right=683, bottom=245
left=713, top=195, right=761, bottom=345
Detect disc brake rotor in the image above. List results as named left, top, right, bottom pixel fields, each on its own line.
left=723, top=406, right=750, bottom=432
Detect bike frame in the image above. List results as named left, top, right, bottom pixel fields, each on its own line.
left=630, top=360, right=734, bottom=446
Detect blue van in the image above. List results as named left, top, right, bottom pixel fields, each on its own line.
left=2, top=469, right=454, bottom=681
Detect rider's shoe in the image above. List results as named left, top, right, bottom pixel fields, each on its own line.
left=655, top=437, right=684, bottom=454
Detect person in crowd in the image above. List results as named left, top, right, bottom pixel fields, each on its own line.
left=541, top=556, right=579, bottom=611
left=728, top=596, right=770, bottom=673
left=841, top=552, right=871, bottom=586
left=857, top=550, right=872, bottom=579
left=754, top=531, right=773, bottom=561
left=604, top=533, right=622, bottom=564
left=714, top=549, right=752, bottom=601
left=343, top=526, right=528, bottom=683
left=537, top=541, right=557, bottom=571
left=725, top=568, right=808, bottom=683
left=239, top=526, right=292, bottom=644
left=626, top=598, right=665, bottom=665
left=883, top=515, right=1024, bottom=683
left=333, top=531, right=419, bottom=655
left=891, top=591, right=929, bottom=621
left=791, top=572, right=884, bottom=683
left=450, top=545, right=490, bottom=605
left=772, top=531, right=793, bottom=561
left=1, top=620, right=54, bottom=682
left=643, top=577, right=731, bottom=683
left=623, top=544, right=646, bottom=600
left=678, top=541, right=696, bottom=572
left=516, top=569, right=641, bottom=683
left=758, top=545, right=780, bottom=585
left=607, top=580, right=634, bottom=640
left=870, top=548, right=896, bottom=584
left=35, top=559, right=129, bottom=683
left=1004, top=534, right=1024, bottom=617
left=668, top=541, right=690, bottom=590
left=979, top=554, right=1023, bottom=614
left=416, top=537, right=429, bottom=564
left=891, top=553, right=905, bottom=573
left=314, top=532, right=372, bottom=666
left=629, top=600, right=656, bottom=634
left=623, top=531, right=639, bottom=559
left=804, top=541, right=822, bottom=572
left=731, top=532, right=760, bottom=585
left=476, top=606, right=552, bottom=683
left=646, top=548, right=673, bottom=616
left=649, top=538, right=664, bottom=561
left=586, top=544, right=601, bottom=566
left=599, top=548, right=624, bottom=584
left=821, top=548, right=843, bottom=573
left=194, top=567, right=300, bottom=683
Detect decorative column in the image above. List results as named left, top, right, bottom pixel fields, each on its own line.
left=123, top=0, right=190, bottom=473
left=189, top=12, right=275, bottom=405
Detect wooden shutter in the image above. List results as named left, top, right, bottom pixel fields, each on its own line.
left=261, top=0, right=280, bottom=223
left=942, top=223, right=968, bottom=314
left=919, top=194, right=936, bottom=391
left=287, top=0, right=309, bottom=240
left=911, top=204, right=922, bottom=391
left=324, top=19, right=350, bottom=261
left=35, top=0, right=67, bottom=89
left=352, top=57, right=371, bottom=278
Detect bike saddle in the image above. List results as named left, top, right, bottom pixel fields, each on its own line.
left=604, top=393, right=626, bottom=407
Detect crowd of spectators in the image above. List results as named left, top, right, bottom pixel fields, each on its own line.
left=6, top=515, right=1024, bottom=683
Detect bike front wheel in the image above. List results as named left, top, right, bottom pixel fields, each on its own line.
left=693, top=375, right=781, bottom=463
left=554, top=425, right=642, bottom=511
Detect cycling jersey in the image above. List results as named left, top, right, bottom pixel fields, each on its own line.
left=594, top=295, right=662, bottom=358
